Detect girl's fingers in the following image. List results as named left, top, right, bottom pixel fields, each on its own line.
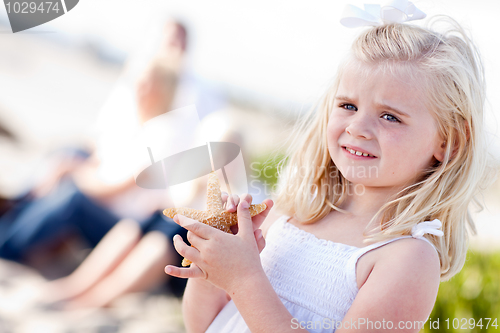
left=228, top=193, right=252, bottom=214
left=254, top=229, right=266, bottom=253
left=221, top=192, right=228, bottom=208
left=223, top=193, right=258, bottom=213
left=241, top=193, right=252, bottom=205
left=229, top=198, right=274, bottom=233
left=226, top=194, right=240, bottom=212
left=174, top=215, right=216, bottom=240
left=251, top=199, right=274, bottom=229
left=164, top=264, right=205, bottom=279
left=172, top=234, right=201, bottom=263
left=233, top=194, right=243, bottom=205
left=186, top=230, right=206, bottom=248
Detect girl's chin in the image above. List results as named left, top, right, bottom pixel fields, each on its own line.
left=340, top=173, right=393, bottom=188
left=337, top=168, right=380, bottom=183
left=343, top=178, right=377, bottom=188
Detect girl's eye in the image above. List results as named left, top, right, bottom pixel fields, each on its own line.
left=341, top=104, right=357, bottom=111
left=382, top=113, right=400, bottom=123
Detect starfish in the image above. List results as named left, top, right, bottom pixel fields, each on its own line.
left=163, top=171, right=267, bottom=266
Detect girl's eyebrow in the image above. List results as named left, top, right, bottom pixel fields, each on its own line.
left=334, top=95, right=354, bottom=102
left=374, top=102, right=410, bottom=118
left=334, top=95, right=410, bottom=118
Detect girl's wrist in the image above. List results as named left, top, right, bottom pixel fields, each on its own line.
left=226, top=266, right=268, bottom=299
left=189, top=275, right=223, bottom=293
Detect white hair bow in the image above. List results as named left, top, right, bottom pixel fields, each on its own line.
left=340, top=0, right=426, bottom=28
left=411, top=219, right=444, bottom=238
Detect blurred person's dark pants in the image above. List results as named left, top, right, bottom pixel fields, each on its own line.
left=0, top=178, right=189, bottom=262
left=0, top=178, right=119, bottom=261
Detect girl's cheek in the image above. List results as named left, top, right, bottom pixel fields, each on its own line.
left=327, top=122, right=345, bottom=145
left=326, top=123, right=338, bottom=145
left=327, top=115, right=342, bottom=134
left=379, top=129, right=402, bottom=147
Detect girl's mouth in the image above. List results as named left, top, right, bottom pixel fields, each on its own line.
left=342, top=146, right=377, bottom=158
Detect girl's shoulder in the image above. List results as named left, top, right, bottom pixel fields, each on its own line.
left=344, top=237, right=441, bottom=326
left=370, top=236, right=441, bottom=271
left=359, top=235, right=441, bottom=289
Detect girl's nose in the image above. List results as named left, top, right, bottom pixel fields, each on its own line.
left=345, top=113, right=374, bottom=140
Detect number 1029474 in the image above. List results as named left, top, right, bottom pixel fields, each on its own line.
left=444, top=318, right=498, bottom=330
left=5, top=2, right=61, bottom=14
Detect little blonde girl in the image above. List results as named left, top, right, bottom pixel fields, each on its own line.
left=165, top=7, right=493, bottom=333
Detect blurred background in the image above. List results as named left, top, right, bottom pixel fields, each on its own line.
left=0, top=0, right=498, bottom=332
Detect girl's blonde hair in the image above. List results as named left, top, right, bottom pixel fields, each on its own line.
left=274, top=16, right=495, bottom=281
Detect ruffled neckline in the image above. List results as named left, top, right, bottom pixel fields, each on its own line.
left=277, top=216, right=443, bottom=249
left=278, top=216, right=363, bottom=249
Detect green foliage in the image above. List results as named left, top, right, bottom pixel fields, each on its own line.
left=422, top=250, right=500, bottom=332
left=249, top=153, right=283, bottom=188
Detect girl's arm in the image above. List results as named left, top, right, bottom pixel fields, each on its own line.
left=167, top=198, right=308, bottom=332
left=177, top=198, right=281, bottom=332
left=181, top=276, right=230, bottom=333
left=170, top=195, right=276, bottom=333
left=228, top=270, right=309, bottom=332
left=337, top=238, right=441, bottom=333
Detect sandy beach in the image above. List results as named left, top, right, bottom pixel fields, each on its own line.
left=0, top=258, right=185, bottom=333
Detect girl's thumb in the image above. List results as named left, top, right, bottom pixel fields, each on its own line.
left=237, top=198, right=253, bottom=237
left=240, top=200, right=249, bottom=209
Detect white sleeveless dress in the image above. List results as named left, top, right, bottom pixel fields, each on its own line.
left=206, top=215, right=444, bottom=333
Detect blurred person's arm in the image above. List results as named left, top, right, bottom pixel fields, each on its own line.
left=71, top=155, right=137, bottom=201
left=32, top=150, right=91, bottom=198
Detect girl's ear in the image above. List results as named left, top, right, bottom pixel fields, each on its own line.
left=434, top=120, right=470, bottom=163
left=434, top=140, right=447, bottom=163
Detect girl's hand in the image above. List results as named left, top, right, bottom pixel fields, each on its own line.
left=221, top=192, right=265, bottom=250
left=165, top=195, right=273, bottom=294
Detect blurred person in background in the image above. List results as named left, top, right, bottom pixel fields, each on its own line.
left=41, top=20, right=231, bottom=308
left=0, top=20, right=203, bottom=305
left=0, top=18, right=228, bottom=309
left=0, top=59, right=189, bottom=307
left=0, top=20, right=188, bottom=261
left=41, top=60, right=191, bottom=308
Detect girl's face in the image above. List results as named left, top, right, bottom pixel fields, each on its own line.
left=327, top=62, right=445, bottom=189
